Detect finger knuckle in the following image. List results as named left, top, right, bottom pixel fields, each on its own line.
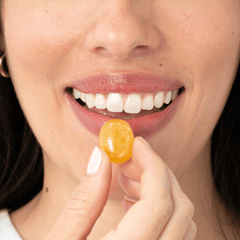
left=154, top=198, right=174, bottom=222
left=188, top=221, right=198, bottom=239
left=183, top=221, right=197, bottom=240
left=180, top=194, right=195, bottom=220
left=67, top=189, right=90, bottom=213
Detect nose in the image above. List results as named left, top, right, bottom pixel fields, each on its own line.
left=84, top=0, right=161, bottom=59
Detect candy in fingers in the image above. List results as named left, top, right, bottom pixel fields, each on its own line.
left=103, top=137, right=173, bottom=240
left=99, top=119, right=134, bottom=164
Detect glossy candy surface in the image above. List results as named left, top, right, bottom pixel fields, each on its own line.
left=99, top=119, right=134, bottom=164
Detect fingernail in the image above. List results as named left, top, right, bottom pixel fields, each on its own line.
left=124, top=195, right=139, bottom=203
left=138, top=137, right=151, bottom=148
left=87, top=147, right=102, bottom=174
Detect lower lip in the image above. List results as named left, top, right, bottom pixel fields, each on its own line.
left=67, top=92, right=184, bottom=138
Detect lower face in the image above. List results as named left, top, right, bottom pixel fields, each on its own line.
left=1, top=0, right=240, bottom=198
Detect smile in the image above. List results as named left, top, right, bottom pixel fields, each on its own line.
left=66, top=73, right=185, bottom=137
left=70, top=88, right=183, bottom=119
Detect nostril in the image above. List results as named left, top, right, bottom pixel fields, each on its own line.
left=94, top=46, right=107, bottom=55
left=84, top=8, right=161, bottom=60
left=95, top=46, right=104, bottom=51
left=137, top=45, right=147, bottom=49
left=94, top=46, right=129, bottom=59
left=113, top=45, right=150, bottom=59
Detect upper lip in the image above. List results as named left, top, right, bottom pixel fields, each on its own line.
left=68, top=72, right=184, bottom=94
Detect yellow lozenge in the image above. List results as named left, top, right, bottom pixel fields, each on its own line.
left=99, top=119, right=134, bottom=164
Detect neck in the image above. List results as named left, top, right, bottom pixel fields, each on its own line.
left=175, top=140, right=229, bottom=240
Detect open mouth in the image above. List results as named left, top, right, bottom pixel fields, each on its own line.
left=65, top=73, right=185, bottom=136
left=66, top=87, right=185, bottom=119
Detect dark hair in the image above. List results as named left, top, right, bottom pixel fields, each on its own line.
left=0, top=70, right=43, bottom=211
left=211, top=62, right=240, bottom=239
left=0, top=58, right=240, bottom=239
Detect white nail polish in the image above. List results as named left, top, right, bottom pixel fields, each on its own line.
left=87, top=147, right=102, bottom=174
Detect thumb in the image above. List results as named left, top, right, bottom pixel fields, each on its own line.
left=45, top=147, right=111, bottom=240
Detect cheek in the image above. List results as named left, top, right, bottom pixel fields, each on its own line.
left=162, top=1, right=240, bottom=77
left=151, top=1, right=240, bottom=169
left=3, top=1, right=95, bottom=81
left=2, top=2, right=91, bottom=121
left=2, top=2, right=95, bottom=179
left=164, top=1, right=240, bottom=119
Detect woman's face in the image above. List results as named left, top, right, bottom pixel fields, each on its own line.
left=1, top=0, right=240, bottom=197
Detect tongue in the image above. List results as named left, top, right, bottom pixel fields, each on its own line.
left=85, top=106, right=168, bottom=119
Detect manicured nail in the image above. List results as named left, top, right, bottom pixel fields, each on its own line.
left=87, top=147, right=102, bottom=174
left=138, top=137, right=151, bottom=148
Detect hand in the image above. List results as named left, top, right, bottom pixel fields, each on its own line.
left=45, top=137, right=197, bottom=240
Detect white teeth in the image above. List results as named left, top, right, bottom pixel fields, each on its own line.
left=72, top=88, right=180, bottom=113
left=73, top=88, right=81, bottom=99
left=124, top=94, right=142, bottom=114
left=171, top=89, right=178, bottom=101
left=86, top=94, right=95, bottom=108
left=81, top=92, right=87, bottom=103
left=107, top=93, right=124, bottom=112
left=154, top=92, right=164, bottom=108
left=164, top=91, right=172, bottom=104
left=95, top=94, right=106, bottom=109
left=142, top=95, right=153, bottom=110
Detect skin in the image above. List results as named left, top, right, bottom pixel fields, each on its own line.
left=0, top=0, right=240, bottom=239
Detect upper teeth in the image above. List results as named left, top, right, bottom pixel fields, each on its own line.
left=73, top=89, right=179, bottom=114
